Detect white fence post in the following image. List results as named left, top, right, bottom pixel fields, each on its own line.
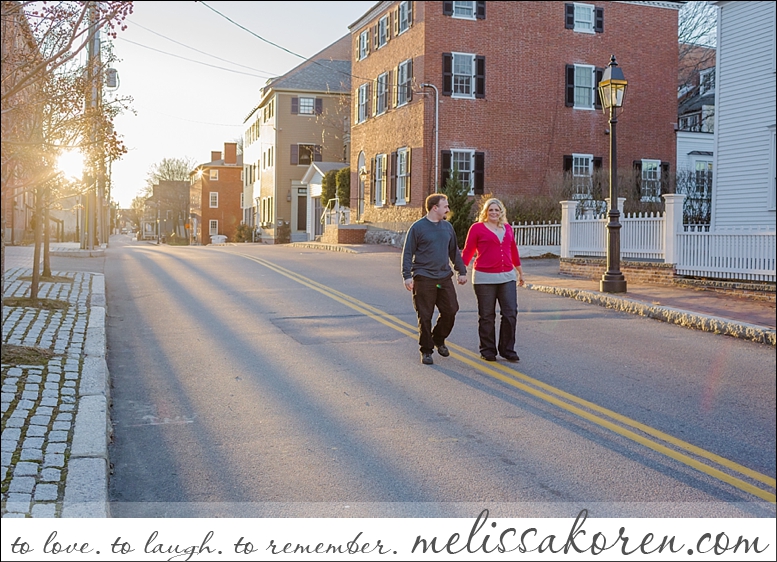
left=662, top=193, right=685, bottom=264
left=605, top=197, right=626, bottom=214
left=560, top=200, right=577, bottom=258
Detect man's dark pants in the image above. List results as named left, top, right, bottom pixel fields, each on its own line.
left=473, top=281, right=517, bottom=357
left=412, top=275, right=459, bottom=354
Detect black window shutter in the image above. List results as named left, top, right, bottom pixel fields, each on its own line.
left=565, top=65, right=575, bottom=107
left=633, top=160, right=642, bottom=197
left=443, top=53, right=453, bottom=96
left=563, top=155, right=573, bottom=174
left=565, top=4, right=574, bottom=29
left=373, top=24, right=379, bottom=49
left=290, top=145, right=299, bottom=165
left=390, top=152, right=398, bottom=204
left=594, top=67, right=604, bottom=109
left=476, top=1, right=486, bottom=19
left=443, top=1, right=453, bottom=16
left=595, top=7, right=604, bottom=33
left=408, top=1, right=413, bottom=24
left=593, top=157, right=603, bottom=197
left=314, top=145, right=323, bottom=162
left=291, top=97, right=299, bottom=114
left=475, top=56, right=486, bottom=98
left=441, top=150, right=452, bottom=188
left=474, top=152, right=485, bottom=194
left=407, top=59, right=413, bottom=101
left=315, top=98, right=323, bottom=115
left=370, top=157, right=376, bottom=200
left=660, top=162, right=671, bottom=194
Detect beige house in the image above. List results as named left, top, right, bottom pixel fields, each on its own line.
left=242, top=35, right=351, bottom=243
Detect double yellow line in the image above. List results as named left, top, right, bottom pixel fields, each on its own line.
left=235, top=251, right=776, bottom=503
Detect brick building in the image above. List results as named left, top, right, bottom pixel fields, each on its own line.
left=189, top=142, right=243, bottom=244
left=349, top=1, right=681, bottom=228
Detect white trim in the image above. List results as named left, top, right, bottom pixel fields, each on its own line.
left=209, top=169, right=219, bottom=181
left=376, top=72, right=388, bottom=115
left=451, top=52, right=476, bottom=99
left=450, top=149, right=475, bottom=196
left=452, top=1, right=477, bottom=20
left=571, top=153, right=594, bottom=198
left=209, top=192, right=219, bottom=208
left=396, top=148, right=409, bottom=205
left=209, top=219, right=218, bottom=236
left=573, top=64, right=596, bottom=110
left=641, top=159, right=662, bottom=202
left=573, top=2, right=596, bottom=34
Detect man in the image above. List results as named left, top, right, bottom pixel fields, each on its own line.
left=401, top=193, right=467, bottom=365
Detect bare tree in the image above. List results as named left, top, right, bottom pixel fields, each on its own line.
left=143, top=156, right=197, bottom=194
left=678, top=1, right=717, bottom=92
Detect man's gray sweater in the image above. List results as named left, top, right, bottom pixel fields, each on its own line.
left=401, top=217, right=467, bottom=280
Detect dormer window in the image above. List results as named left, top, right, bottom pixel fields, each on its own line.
left=699, top=68, right=715, bottom=95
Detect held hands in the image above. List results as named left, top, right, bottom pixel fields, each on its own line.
left=457, top=275, right=468, bottom=285
left=404, top=278, right=414, bottom=291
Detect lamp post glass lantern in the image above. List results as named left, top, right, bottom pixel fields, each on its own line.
left=598, top=55, right=628, bottom=293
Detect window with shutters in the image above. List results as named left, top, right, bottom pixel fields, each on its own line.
left=398, top=1, right=412, bottom=34
left=297, top=144, right=316, bottom=166
left=374, top=154, right=387, bottom=207
left=298, top=97, right=315, bottom=115
left=453, top=150, right=474, bottom=195
left=641, top=159, right=661, bottom=202
left=397, top=59, right=412, bottom=107
left=358, top=83, right=369, bottom=123
left=452, top=1, right=475, bottom=19
left=453, top=53, right=475, bottom=98
left=209, top=192, right=218, bottom=208
left=376, top=72, right=388, bottom=115
left=378, top=15, right=389, bottom=48
left=566, top=3, right=603, bottom=33
left=572, top=154, right=593, bottom=198
left=359, top=30, right=370, bottom=60
left=574, top=64, right=596, bottom=109
left=396, top=148, right=410, bottom=205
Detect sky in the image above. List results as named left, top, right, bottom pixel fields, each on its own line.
left=107, top=1, right=375, bottom=208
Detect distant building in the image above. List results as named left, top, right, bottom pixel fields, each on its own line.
left=189, top=142, right=243, bottom=244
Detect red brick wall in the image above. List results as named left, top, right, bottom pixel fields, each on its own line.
left=200, top=166, right=243, bottom=244
left=321, top=225, right=367, bottom=244
left=560, top=257, right=676, bottom=286
left=351, top=1, right=678, bottom=219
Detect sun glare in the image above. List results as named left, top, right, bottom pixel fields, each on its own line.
left=58, top=149, right=84, bottom=179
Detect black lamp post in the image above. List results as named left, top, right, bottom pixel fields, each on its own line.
left=598, top=55, right=628, bottom=293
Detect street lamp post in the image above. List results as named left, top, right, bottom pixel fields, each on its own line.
left=421, top=83, right=439, bottom=193
left=598, top=55, right=628, bottom=293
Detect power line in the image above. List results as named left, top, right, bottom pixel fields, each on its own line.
left=127, top=19, right=277, bottom=76
left=115, top=36, right=274, bottom=78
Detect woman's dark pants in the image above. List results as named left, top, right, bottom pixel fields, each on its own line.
left=473, top=281, right=517, bottom=358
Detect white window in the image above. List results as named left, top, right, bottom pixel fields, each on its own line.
left=209, top=169, right=219, bottom=181
left=397, top=148, right=410, bottom=205
left=453, top=53, right=475, bottom=98
left=573, top=3, right=595, bottom=33
left=398, top=1, right=412, bottom=34
left=358, top=83, right=369, bottom=123
left=378, top=15, right=389, bottom=48
left=359, top=30, right=370, bottom=60
left=209, top=192, right=218, bottom=208
left=298, top=144, right=315, bottom=166
left=572, top=154, right=593, bottom=198
left=693, top=159, right=713, bottom=196
left=298, top=97, right=315, bottom=115
left=641, top=159, right=661, bottom=202
left=451, top=150, right=475, bottom=195
left=376, top=72, right=388, bottom=115
left=209, top=220, right=218, bottom=235
left=699, top=68, right=715, bottom=95
left=397, top=59, right=412, bottom=107
left=374, top=154, right=387, bottom=206
left=574, top=64, right=595, bottom=109
left=452, top=1, right=476, bottom=19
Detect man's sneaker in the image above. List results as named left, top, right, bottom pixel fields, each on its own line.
left=436, top=344, right=450, bottom=357
left=480, top=354, right=497, bottom=362
left=501, top=352, right=520, bottom=362
left=421, top=352, right=434, bottom=365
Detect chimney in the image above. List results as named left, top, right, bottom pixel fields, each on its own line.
left=224, top=142, right=237, bottom=165
left=211, top=151, right=222, bottom=163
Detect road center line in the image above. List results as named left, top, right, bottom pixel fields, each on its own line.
left=232, top=250, right=776, bottom=502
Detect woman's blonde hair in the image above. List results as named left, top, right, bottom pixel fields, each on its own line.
left=477, top=198, right=507, bottom=226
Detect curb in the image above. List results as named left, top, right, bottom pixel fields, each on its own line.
left=289, top=242, right=358, bottom=254
left=526, top=283, right=776, bottom=346
left=62, top=273, right=110, bottom=517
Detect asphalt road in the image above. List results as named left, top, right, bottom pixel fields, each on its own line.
left=104, top=237, right=776, bottom=517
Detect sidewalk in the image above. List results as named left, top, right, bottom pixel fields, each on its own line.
left=2, top=244, right=108, bottom=518
left=290, top=241, right=776, bottom=346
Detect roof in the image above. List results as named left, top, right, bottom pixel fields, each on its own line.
left=268, top=59, right=351, bottom=94
left=301, top=162, right=349, bottom=184
left=679, top=91, right=715, bottom=114
left=193, top=154, right=244, bottom=171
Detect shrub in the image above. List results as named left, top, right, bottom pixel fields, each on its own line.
left=276, top=220, right=291, bottom=244
left=322, top=169, right=338, bottom=207
left=336, top=166, right=350, bottom=208
left=234, top=223, right=258, bottom=242
left=441, top=169, right=474, bottom=248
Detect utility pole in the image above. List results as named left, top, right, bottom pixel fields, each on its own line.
left=84, top=2, right=103, bottom=250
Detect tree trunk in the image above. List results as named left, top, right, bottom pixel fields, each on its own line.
left=43, top=189, right=51, bottom=277
left=31, top=186, right=42, bottom=301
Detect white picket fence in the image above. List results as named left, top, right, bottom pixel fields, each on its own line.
left=559, top=196, right=776, bottom=282
left=510, top=221, right=561, bottom=257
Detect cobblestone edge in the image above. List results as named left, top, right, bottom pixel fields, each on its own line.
left=526, top=283, right=777, bottom=346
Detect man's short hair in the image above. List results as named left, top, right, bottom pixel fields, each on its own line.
left=425, top=193, right=448, bottom=212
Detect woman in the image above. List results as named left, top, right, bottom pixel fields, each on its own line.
left=461, top=198, right=525, bottom=362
